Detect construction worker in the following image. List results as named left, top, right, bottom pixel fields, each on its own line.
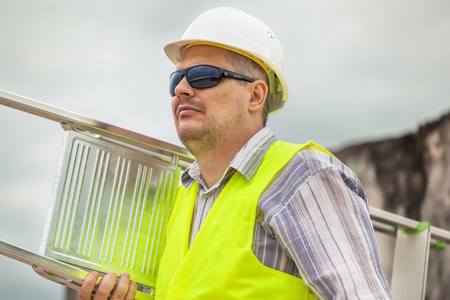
left=79, top=7, right=392, bottom=300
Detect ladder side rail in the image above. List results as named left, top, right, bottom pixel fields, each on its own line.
left=370, top=206, right=450, bottom=243
left=370, top=207, right=450, bottom=300
left=0, top=89, right=194, bottom=169
left=390, top=226, right=430, bottom=300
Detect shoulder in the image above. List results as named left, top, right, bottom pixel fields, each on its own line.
left=260, top=147, right=367, bottom=213
left=258, top=148, right=323, bottom=212
left=296, top=147, right=345, bottom=176
left=265, top=147, right=345, bottom=192
left=268, top=140, right=346, bottom=179
left=298, top=149, right=366, bottom=199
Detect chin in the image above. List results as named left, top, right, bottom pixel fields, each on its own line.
left=177, top=127, right=200, bottom=144
left=177, top=120, right=205, bottom=138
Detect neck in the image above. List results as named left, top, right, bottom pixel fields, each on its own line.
left=187, top=128, right=261, bottom=188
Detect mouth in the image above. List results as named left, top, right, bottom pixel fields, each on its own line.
left=177, top=105, right=199, bottom=116
left=176, top=102, right=204, bottom=117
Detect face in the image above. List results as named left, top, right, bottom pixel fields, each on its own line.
left=170, top=45, right=252, bottom=154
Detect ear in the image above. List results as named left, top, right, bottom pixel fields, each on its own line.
left=248, top=80, right=268, bottom=112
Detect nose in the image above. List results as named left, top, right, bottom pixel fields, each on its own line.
left=174, top=76, right=194, bottom=98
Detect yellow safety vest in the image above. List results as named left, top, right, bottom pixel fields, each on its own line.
left=155, top=141, right=332, bottom=299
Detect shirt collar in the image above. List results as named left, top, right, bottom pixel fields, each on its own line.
left=181, top=127, right=276, bottom=189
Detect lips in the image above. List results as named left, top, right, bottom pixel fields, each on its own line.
left=176, top=99, right=205, bottom=117
left=176, top=104, right=198, bottom=116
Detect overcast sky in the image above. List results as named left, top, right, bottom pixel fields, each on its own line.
left=1, top=1, right=449, bottom=298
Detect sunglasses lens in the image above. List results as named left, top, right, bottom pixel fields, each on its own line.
left=187, top=66, right=220, bottom=89
left=169, top=72, right=183, bottom=96
left=169, top=66, right=221, bottom=96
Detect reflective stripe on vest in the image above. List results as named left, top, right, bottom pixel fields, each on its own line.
left=155, top=141, right=330, bottom=299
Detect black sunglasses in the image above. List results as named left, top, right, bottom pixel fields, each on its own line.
left=169, top=65, right=255, bottom=96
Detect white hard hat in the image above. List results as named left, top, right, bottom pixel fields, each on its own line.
left=164, top=7, right=288, bottom=114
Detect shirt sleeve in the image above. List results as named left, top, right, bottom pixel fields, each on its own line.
left=268, top=163, right=392, bottom=299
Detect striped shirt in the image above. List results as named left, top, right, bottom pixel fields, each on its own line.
left=182, top=127, right=392, bottom=299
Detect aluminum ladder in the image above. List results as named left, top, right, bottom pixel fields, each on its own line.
left=1, top=89, right=449, bottom=300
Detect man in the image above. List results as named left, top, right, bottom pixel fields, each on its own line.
left=79, top=7, right=392, bottom=299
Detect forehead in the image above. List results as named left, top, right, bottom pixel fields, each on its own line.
left=177, top=45, right=234, bottom=71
